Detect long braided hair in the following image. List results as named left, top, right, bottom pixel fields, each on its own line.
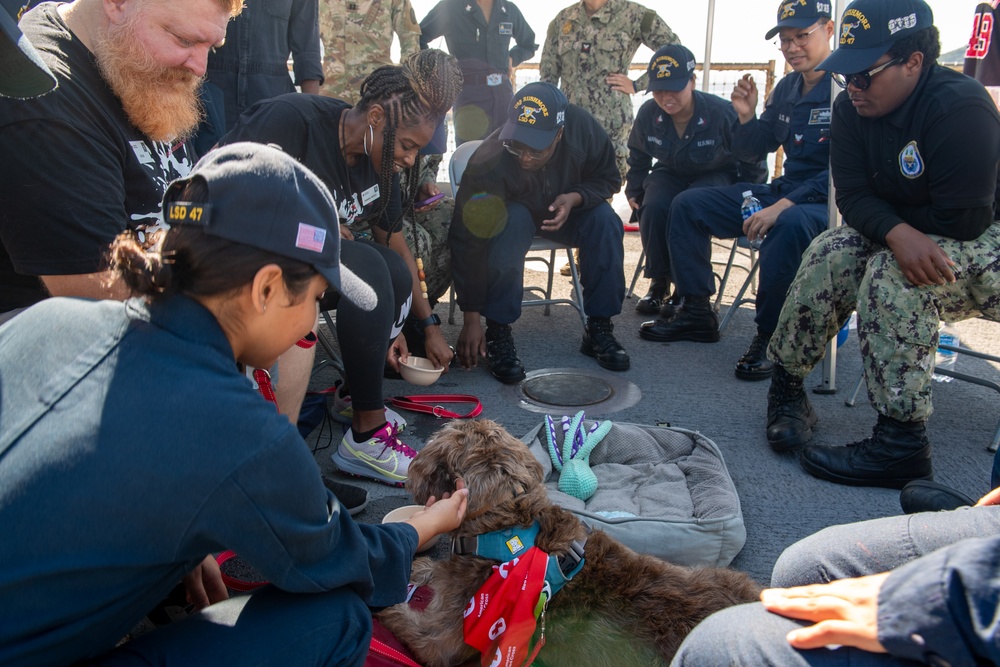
left=355, top=49, right=463, bottom=243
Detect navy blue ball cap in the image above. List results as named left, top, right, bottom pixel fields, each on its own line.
left=499, top=81, right=568, bottom=151
left=646, top=44, right=697, bottom=93
left=765, top=0, right=833, bottom=40
left=818, top=0, right=934, bottom=74
left=162, top=143, right=377, bottom=312
left=0, top=4, right=56, bottom=98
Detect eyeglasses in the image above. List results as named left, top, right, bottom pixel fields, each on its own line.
left=773, top=24, right=822, bottom=51
left=832, top=57, right=905, bottom=91
left=503, top=141, right=549, bottom=162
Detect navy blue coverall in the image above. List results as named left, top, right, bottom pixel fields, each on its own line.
left=667, top=71, right=832, bottom=335
left=626, top=89, right=765, bottom=283
left=419, top=0, right=536, bottom=144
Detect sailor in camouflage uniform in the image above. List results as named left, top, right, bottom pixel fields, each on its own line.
left=765, top=0, right=1000, bottom=490
left=539, top=0, right=679, bottom=181
left=319, top=0, right=421, bottom=104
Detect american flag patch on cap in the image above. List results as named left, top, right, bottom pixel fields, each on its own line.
left=295, top=223, right=326, bottom=253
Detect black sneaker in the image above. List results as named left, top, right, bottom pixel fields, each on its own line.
left=735, top=330, right=774, bottom=381
left=485, top=323, right=526, bottom=384
left=581, top=317, right=630, bottom=370
left=899, top=480, right=976, bottom=514
left=322, top=476, right=370, bottom=515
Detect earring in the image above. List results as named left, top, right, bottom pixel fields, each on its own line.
left=364, top=123, right=374, bottom=156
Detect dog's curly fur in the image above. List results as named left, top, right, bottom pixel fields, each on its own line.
left=377, top=420, right=762, bottom=667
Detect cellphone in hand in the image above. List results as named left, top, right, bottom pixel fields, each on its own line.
left=414, top=192, right=446, bottom=208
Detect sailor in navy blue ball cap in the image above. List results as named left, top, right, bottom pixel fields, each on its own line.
left=645, top=44, right=697, bottom=93
left=765, top=0, right=833, bottom=41
left=0, top=2, right=56, bottom=98
left=818, top=0, right=934, bottom=75
left=498, top=81, right=568, bottom=151
left=163, top=142, right=377, bottom=311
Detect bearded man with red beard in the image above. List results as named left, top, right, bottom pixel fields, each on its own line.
left=0, top=0, right=241, bottom=324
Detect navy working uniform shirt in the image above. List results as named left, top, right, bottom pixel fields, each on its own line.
left=625, top=89, right=763, bottom=204
left=419, top=0, right=536, bottom=79
left=831, top=64, right=1000, bottom=245
left=205, top=0, right=323, bottom=126
left=732, top=70, right=832, bottom=204
left=450, top=103, right=620, bottom=313
left=0, top=295, right=418, bottom=667
left=197, top=0, right=324, bottom=152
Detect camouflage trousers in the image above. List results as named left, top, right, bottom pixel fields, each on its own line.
left=399, top=196, right=455, bottom=306
left=769, top=224, right=1000, bottom=422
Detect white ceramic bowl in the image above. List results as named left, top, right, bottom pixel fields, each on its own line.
left=381, top=504, right=441, bottom=552
left=399, top=356, right=444, bottom=386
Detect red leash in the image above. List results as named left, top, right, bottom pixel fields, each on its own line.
left=389, top=394, right=483, bottom=419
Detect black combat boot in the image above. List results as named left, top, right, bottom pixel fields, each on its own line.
left=798, top=415, right=934, bottom=489
left=581, top=317, right=630, bottom=370
left=485, top=322, right=525, bottom=384
left=659, top=293, right=685, bottom=321
left=638, top=296, right=719, bottom=342
left=735, top=329, right=774, bottom=381
left=765, top=364, right=818, bottom=452
left=635, top=278, right=668, bottom=315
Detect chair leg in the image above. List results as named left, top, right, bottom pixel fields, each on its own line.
left=448, top=284, right=457, bottom=325
left=544, top=248, right=556, bottom=316
left=844, top=371, right=866, bottom=407
left=314, top=310, right=345, bottom=379
left=713, top=239, right=741, bottom=312
left=627, top=248, right=646, bottom=299
left=717, top=259, right=760, bottom=334
left=566, top=247, right=587, bottom=329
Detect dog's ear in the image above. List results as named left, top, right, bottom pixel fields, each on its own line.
left=406, top=420, right=469, bottom=503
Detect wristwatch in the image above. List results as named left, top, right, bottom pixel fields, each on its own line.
left=417, top=313, right=441, bottom=330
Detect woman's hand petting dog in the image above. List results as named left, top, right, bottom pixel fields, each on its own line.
left=404, top=479, right=469, bottom=551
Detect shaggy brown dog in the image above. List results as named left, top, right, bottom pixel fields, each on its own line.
left=377, top=419, right=762, bottom=667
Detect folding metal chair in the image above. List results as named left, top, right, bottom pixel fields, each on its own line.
left=446, top=140, right=586, bottom=328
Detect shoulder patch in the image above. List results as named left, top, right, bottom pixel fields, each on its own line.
left=898, top=140, right=924, bottom=179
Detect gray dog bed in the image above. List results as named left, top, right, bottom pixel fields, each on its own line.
left=522, top=420, right=746, bottom=567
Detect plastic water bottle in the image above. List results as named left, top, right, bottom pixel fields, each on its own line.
left=740, top=190, right=764, bottom=249
left=933, top=323, right=959, bottom=383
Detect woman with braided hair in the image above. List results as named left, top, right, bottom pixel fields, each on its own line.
left=220, top=49, right=463, bottom=487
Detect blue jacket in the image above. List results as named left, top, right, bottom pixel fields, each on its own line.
left=879, top=534, right=1000, bottom=665
left=0, top=295, right=417, bottom=667
left=732, top=70, right=831, bottom=205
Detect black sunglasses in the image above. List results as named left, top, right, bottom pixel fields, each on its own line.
left=832, top=57, right=905, bottom=91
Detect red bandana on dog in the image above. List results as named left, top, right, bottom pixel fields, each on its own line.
left=463, top=546, right=549, bottom=667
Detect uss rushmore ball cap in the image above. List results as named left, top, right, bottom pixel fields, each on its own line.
left=161, top=142, right=377, bottom=311
left=645, top=44, right=697, bottom=93
left=499, top=81, right=568, bottom=151
left=765, top=0, right=833, bottom=40
left=818, top=0, right=934, bottom=74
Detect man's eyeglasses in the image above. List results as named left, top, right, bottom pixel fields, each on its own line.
left=773, top=24, right=822, bottom=51
left=503, top=141, right=549, bottom=162
left=832, top=57, right=905, bottom=91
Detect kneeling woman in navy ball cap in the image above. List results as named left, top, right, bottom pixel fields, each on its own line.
left=0, top=142, right=467, bottom=667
